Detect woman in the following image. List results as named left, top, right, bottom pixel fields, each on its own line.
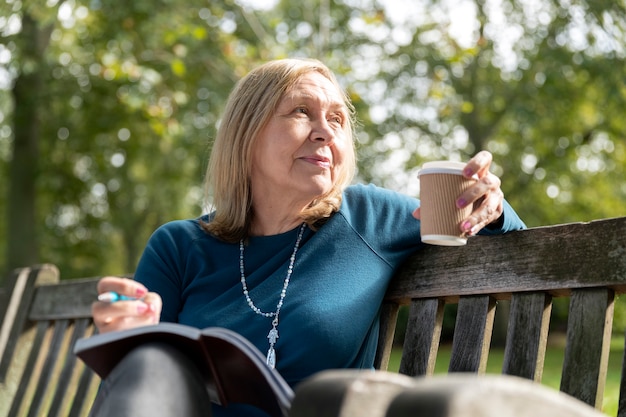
left=90, top=58, right=526, bottom=417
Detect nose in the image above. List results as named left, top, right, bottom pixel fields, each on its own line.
left=309, top=118, right=335, bottom=143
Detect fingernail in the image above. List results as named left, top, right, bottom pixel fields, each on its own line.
left=135, top=287, right=147, bottom=297
left=462, top=221, right=472, bottom=232
left=137, top=304, right=148, bottom=314
left=463, top=167, right=473, bottom=177
left=457, top=198, right=467, bottom=208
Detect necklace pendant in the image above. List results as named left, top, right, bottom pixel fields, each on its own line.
left=267, top=328, right=279, bottom=344
left=266, top=347, right=276, bottom=369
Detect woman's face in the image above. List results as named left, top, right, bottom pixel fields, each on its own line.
left=250, top=71, right=351, bottom=204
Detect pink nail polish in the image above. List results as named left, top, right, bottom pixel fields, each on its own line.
left=457, top=199, right=466, bottom=208
left=137, top=304, right=148, bottom=314
left=462, top=221, right=472, bottom=232
left=136, top=287, right=147, bottom=297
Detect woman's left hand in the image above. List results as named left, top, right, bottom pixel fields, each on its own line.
left=456, top=151, right=504, bottom=235
left=412, top=150, right=505, bottom=235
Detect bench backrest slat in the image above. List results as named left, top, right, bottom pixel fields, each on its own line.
left=449, top=295, right=495, bottom=373
left=67, top=320, right=100, bottom=417
left=48, top=318, right=92, bottom=417
left=30, top=279, right=98, bottom=320
left=398, top=298, right=443, bottom=376
left=561, top=288, right=614, bottom=407
left=7, top=320, right=49, bottom=417
left=28, top=319, right=70, bottom=417
left=374, top=302, right=400, bottom=372
left=0, top=266, right=58, bottom=383
left=502, top=292, right=551, bottom=380
left=386, top=217, right=626, bottom=302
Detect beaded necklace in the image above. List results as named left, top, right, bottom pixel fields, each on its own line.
left=239, top=223, right=306, bottom=369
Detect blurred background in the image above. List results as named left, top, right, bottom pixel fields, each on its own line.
left=1, top=0, right=625, bottom=282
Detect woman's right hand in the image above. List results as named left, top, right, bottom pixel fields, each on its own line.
left=92, top=277, right=162, bottom=333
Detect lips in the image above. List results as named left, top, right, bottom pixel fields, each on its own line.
left=300, top=155, right=331, bottom=169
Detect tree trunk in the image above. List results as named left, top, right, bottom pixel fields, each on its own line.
left=4, top=13, right=51, bottom=285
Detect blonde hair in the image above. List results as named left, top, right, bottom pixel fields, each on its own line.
left=202, top=58, right=357, bottom=242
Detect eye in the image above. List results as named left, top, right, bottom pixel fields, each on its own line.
left=328, top=113, right=344, bottom=126
left=295, top=107, right=308, bottom=115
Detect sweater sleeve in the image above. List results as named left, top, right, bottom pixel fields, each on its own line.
left=477, top=199, right=527, bottom=236
left=341, top=184, right=526, bottom=268
left=133, top=220, right=196, bottom=323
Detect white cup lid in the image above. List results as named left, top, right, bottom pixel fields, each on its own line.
left=418, top=161, right=466, bottom=177
left=421, top=234, right=468, bottom=246
left=418, top=161, right=480, bottom=180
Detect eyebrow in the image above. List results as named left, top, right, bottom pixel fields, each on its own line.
left=283, top=91, right=347, bottom=112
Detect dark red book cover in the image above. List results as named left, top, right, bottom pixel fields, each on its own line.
left=74, top=323, right=293, bottom=417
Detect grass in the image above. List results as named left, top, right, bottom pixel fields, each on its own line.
left=387, top=335, right=624, bottom=415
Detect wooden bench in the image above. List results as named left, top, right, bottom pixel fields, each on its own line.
left=372, top=215, right=626, bottom=416
left=1, top=216, right=626, bottom=416
left=0, top=264, right=100, bottom=417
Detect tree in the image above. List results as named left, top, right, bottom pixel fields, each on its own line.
left=334, top=0, right=626, bottom=228
left=1, top=0, right=625, bottom=286
left=0, top=0, right=271, bottom=281
left=3, top=6, right=54, bottom=277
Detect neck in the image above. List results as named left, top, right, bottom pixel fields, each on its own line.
left=249, top=213, right=305, bottom=236
left=249, top=195, right=311, bottom=236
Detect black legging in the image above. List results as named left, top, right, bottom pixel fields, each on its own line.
left=89, top=342, right=212, bottom=417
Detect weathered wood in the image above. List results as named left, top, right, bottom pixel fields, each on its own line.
left=67, top=319, right=99, bottom=417
left=502, top=292, right=552, bottom=380
left=28, top=319, right=70, bottom=417
left=0, top=288, right=6, bottom=321
left=0, top=270, right=19, bottom=325
left=48, top=318, right=92, bottom=417
left=0, top=264, right=59, bottom=382
left=7, top=320, right=48, bottom=417
left=1, top=267, right=100, bottom=417
left=375, top=301, right=400, bottom=371
left=560, top=288, right=614, bottom=408
left=448, top=295, right=495, bottom=373
left=30, top=278, right=98, bottom=320
left=380, top=216, right=626, bottom=415
left=617, top=338, right=626, bottom=417
left=398, top=298, right=444, bottom=376
left=386, top=217, right=626, bottom=302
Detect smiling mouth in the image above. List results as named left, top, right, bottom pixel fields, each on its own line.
left=300, top=156, right=331, bottom=169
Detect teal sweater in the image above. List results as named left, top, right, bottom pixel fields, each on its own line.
left=134, top=183, right=525, bottom=416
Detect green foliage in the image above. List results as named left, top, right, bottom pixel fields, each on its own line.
left=1, top=0, right=270, bottom=277
left=1, top=0, right=625, bottom=287
left=341, top=0, right=626, bottom=230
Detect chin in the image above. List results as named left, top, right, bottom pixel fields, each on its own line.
left=289, top=172, right=333, bottom=197
left=300, top=184, right=332, bottom=201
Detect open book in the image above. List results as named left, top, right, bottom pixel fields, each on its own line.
left=74, top=323, right=294, bottom=417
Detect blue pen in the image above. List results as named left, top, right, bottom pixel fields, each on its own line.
left=97, top=291, right=141, bottom=303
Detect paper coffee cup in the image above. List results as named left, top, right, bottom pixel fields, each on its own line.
left=418, top=161, right=476, bottom=246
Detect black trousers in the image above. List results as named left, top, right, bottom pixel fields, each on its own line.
left=89, top=342, right=212, bottom=417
